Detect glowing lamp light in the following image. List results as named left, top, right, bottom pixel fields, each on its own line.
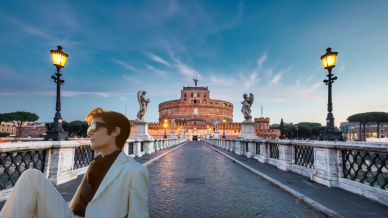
left=50, top=46, right=69, bottom=69
left=163, top=122, right=168, bottom=128
left=320, top=47, right=338, bottom=70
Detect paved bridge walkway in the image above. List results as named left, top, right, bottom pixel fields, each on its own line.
left=1, top=141, right=388, bottom=217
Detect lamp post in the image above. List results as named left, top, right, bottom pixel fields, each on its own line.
left=45, top=46, right=69, bottom=141
left=163, top=119, right=168, bottom=139
left=222, top=118, right=226, bottom=138
left=319, top=47, right=343, bottom=141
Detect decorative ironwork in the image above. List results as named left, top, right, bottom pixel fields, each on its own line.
left=269, top=143, right=279, bottom=159
left=294, top=145, right=314, bottom=168
left=245, top=142, right=249, bottom=153
left=141, top=142, right=144, bottom=152
left=255, top=143, right=260, bottom=154
left=0, top=150, right=46, bottom=190
left=342, top=150, right=388, bottom=190
left=128, top=142, right=134, bottom=154
left=74, top=146, right=94, bottom=169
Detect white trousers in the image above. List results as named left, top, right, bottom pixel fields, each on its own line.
left=0, top=169, right=76, bottom=218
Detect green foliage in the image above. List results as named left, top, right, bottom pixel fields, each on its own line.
left=272, top=121, right=323, bottom=139
left=3, top=111, right=39, bottom=137
left=0, top=113, right=10, bottom=125
left=279, top=118, right=285, bottom=139
left=46, top=120, right=88, bottom=137
left=69, top=120, right=88, bottom=137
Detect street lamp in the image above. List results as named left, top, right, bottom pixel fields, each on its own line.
left=319, top=47, right=343, bottom=141
left=163, top=119, right=168, bottom=139
left=45, top=46, right=69, bottom=141
left=222, top=118, right=226, bottom=138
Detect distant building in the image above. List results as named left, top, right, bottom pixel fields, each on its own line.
left=0, top=122, right=46, bottom=138
left=340, top=121, right=388, bottom=140
left=134, top=79, right=280, bottom=140
left=254, top=118, right=281, bottom=139
left=20, top=123, right=47, bottom=138
left=0, top=122, right=16, bottom=136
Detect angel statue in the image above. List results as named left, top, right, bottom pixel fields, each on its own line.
left=136, top=90, right=150, bottom=121
left=212, top=119, right=221, bottom=132
left=171, top=119, right=176, bottom=129
left=241, top=93, right=254, bottom=121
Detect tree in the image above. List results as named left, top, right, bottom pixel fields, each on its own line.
left=3, top=111, right=39, bottom=138
left=0, top=113, right=10, bottom=126
left=279, top=118, right=285, bottom=139
left=68, top=120, right=88, bottom=137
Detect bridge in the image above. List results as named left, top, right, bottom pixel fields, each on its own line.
left=0, top=138, right=387, bottom=217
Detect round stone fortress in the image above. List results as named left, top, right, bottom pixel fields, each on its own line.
left=159, top=86, right=233, bottom=124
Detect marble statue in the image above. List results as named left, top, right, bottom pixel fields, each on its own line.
left=171, top=119, right=176, bottom=129
left=136, top=90, right=150, bottom=121
left=241, top=93, right=254, bottom=121
left=213, top=119, right=221, bottom=132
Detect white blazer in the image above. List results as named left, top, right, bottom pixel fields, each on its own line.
left=76, top=152, right=149, bottom=218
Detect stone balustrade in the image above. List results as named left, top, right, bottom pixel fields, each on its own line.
left=0, top=137, right=186, bottom=201
left=205, top=138, right=388, bottom=206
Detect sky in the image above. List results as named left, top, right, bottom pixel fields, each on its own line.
left=1, top=0, right=388, bottom=126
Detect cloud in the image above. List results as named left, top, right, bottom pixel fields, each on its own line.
left=241, top=72, right=258, bottom=89
left=170, top=56, right=197, bottom=78
left=121, top=75, right=142, bottom=84
left=257, top=53, right=267, bottom=68
left=269, top=73, right=282, bottom=86
left=145, top=64, right=168, bottom=76
left=113, top=59, right=140, bottom=73
left=1, top=14, right=53, bottom=40
left=144, top=52, right=171, bottom=67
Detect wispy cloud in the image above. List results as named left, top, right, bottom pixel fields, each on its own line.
left=144, top=52, right=171, bottom=67
left=113, top=59, right=140, bottom=73
left=121, top=75, right=142, bottom=84
left=1, top=14, right=53, bottom=40
left=257, top=53, right=267, bottom=68
left=145, top=64, right=168, bottom=76
left=170, top=55, right=197, bottom=78
left=269, top=73, right=282, bottom=86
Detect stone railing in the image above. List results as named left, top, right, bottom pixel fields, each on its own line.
left=0, top=137, right=186, bottom=201
left=205, top=138, right=388, bottom=206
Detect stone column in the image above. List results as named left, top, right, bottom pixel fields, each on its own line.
left=311, top=145, right=340, bottom=187
left=134, top=141, right=143, bottom=157
left=277, top=143, right=292, bottom=171
left=258, top=142, right=268, bottom=163
left=213, top=131, right=220, bottom=139
left=145, top=140, right=155, bottom=154
left=47, top=142, right=77, bottom=185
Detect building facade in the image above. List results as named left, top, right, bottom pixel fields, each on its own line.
left=137, top=81, right=280, bottom=140
left=341, top=121, right=388, bottom=141
left=159, top=86, right=233, bottom=123
left=0, top=122, right=16, bottom=136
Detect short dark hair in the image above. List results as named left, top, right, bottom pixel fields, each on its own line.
left=85, top=108, right=130, bottom=149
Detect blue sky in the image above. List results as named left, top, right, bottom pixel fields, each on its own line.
left=1, top=0, right=388, bottom=126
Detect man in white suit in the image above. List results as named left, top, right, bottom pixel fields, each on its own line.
left=0, top=108, right=149, bottom=218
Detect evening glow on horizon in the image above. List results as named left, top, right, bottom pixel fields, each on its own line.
left=1, top=1, right=388, bottom=126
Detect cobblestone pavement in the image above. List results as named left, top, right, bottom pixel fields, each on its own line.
left=149, top=141, right=321, bottom=218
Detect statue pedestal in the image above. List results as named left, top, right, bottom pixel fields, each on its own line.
left=213, top=131, right=220, bottom=139
left=131, top=120, right=153, bottom=140
left=240, top=121, right=258, bottom=139
left=170, top=130, right=176, bottom=139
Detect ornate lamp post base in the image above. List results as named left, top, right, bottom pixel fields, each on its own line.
left=45, top=131, right=68, bottom=141
left=319, top=129, right=343, bottom=141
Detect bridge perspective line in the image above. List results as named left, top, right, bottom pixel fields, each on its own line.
left=0, top=138, right=387, bottom=217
